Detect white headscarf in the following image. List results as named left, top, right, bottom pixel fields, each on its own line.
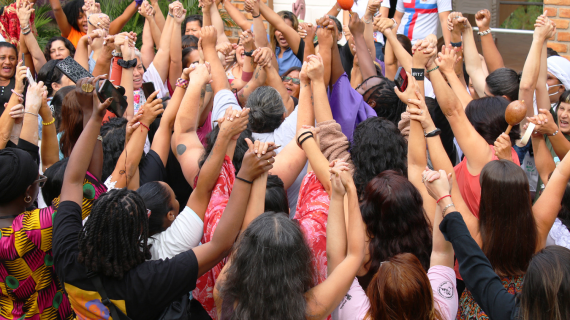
left=547, top=56, right=570, bottom=90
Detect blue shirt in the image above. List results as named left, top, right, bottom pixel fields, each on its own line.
left=276, top=46, right=302, bottom=76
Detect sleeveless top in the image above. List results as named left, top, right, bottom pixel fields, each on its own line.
left=457, top=274, right=524, bottom=319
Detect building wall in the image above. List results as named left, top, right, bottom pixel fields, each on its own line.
left=545, top=0, right=570, bottom=60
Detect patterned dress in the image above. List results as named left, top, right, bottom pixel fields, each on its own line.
left=0, top=172, right=106, bottom=320
left=0, top=2, right=35, bottom=47
left=193, top=162, right=330, bottom=319
left=457, top=274, right=524, bottom=320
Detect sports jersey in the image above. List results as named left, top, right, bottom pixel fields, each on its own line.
left=395, top=0, right=451, bottom=43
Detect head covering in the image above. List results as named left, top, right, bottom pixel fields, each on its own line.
left=547, top=56, right=570, bottom=90
left=0, top=148, right=38, bottom=204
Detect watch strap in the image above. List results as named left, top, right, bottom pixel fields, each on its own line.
left=425, top=128, right=442, bottom=137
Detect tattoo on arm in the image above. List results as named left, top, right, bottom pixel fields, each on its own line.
left=177, top=144, right=187, bottom=155
left=206, top=84, right=213, bottom=92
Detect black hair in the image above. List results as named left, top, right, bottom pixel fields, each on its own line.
left=465, top=96, right=521, bottom=146
left=365, top=79, right=406, bottom=126
left=220, top=211, right=315, bottom=320
left=282, top=66, right=302, bottom=79
left=51, top=85, right=75, bottom=132
left=43, top=36, right=76, bottom=62
left=137, top=182, right=173, bottom=236
left=558, top=182, right=570, bottom=231
left=63, top=0, right=85, bottom=33
left=182, top=46, right=199, bottom=67
left=199, top=125, right=254, bottom=174
left=397, top=34, right=412, bottom=55
left=0, top=42, right=17, bottom=55
left=350, top=117, right=408, bottom=197
left=42, top=158, right=69, bottom=206
left=247, top=86, right=286, bottom=133
left=37, top=59, right=65, bottom=97
left=182, top=35, right=199, bottom=48
left=78, top=188, right=151, bottom=279
left=265, top=174, right=289, bottom=214
left=184, top=14, right=203, bottom=31
left=547, top=47, right=560, bottom=58
left=486, top=68, right=521, bottom=102
left=328, top=15, right=342, bottom=33
left=556, top=90, right=570, bottom=111
left=100, top=117, right=128, bottom=182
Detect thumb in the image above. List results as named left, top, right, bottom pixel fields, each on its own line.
left=245, top=137, right=254, bottom=150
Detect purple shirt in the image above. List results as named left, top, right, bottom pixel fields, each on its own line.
left=329, top=73, right=377, bottom=141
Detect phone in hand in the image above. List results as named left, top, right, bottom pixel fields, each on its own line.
left=21, top=53, right=25, bottom=66
left=394, top=66, right=408, bottom=92
left=96, top=80, right=129, bottom=118
left=141, top=82, right=156, bottom=100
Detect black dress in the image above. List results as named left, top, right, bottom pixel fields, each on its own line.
left=0, top=77, right=16, bottom=115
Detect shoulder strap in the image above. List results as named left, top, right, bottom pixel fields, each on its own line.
left=89, top=274, right=132, bottom=320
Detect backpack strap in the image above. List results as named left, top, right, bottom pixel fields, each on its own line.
left=88, top=272, right=132, bottom=320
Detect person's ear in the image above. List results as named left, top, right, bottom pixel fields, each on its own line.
left=368, top=100, right=376, bottom=108
left=167, top=211, right=176, bottom=222
left=560, top=85, right=566, bottom=94
left=52, top=82, right=61, bottom=92
left=502, top=95, right=511, bottom=101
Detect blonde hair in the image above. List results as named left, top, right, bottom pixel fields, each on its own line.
left=269, top=11, right=299, bottom=53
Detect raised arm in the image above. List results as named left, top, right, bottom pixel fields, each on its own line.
left=149, top=0, right=165, bottom=30
left=259, top=0, right=302, bottom=54
left=20, top=82, right=46, bottom=146
left=326, top=160, right=352, bottom=275
left=201, top=26, right=231, bottom=94
left=118, top=33, right=136, bottom=120
left=48, top=0, right=73, bottom=38
left=299, top=22, right=316, bottom=60
left=0, top=62, right=26, bottom=149
left=150, top=2, right=176, bottom=83
left=17, top=2, right=46, bottom=72
left=223, top=0, right=252, bottom=31
left=306, top=170, right=365, bottom=319
left=39, top=92, right=59, bottom=171
left=108, top=1, right=139, bottom=35
left=317, top=16, right=335, bottom=87
left=139, top=1, right=162, bottom=50
left=475, top=9, right=504, bottom=73
left=245, top=0, right=270, bottom=49
left=458, top=15, right=486, bottom=97
left=363, top=0, right=381, bottom=60
left=192, top=139, right=275, bottom=277
left=75, top=30, right=106, bottom=70
left=438, top=11, right=451, bottom=46
left=141, top=18, right=155, bottom=69
left=349, top=13, right=376, bottom=80
left=436, top=45, right=472, bottom=108
left=376, top=17, right=399, bottom=79
left=61, top=78, right=111, bottom=204
left=169, top=5, right=186, bottom=87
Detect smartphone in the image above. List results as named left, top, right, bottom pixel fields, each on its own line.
left=96, top=80, right=129, bottom=117
left=394, top=66, right=408, bottom=92
left=141, top=82, right=156, bottom=100
left=21, top=53, right=25, bottom=66
left=55, top=56, right=93, bottom=83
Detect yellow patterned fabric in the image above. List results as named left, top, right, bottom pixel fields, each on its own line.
left=0, top=172, right=106, bottom=320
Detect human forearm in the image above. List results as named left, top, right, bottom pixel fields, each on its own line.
left=326, top=193, right=347, bottom=275
left=441, top=68, right=473, bottom=108
left=532, top=136, right=555, bottom=185
left=253, top=15, right=269, bottom=48
left=169, top=20, right=183, bottom=90
left=121, top=68, right=134, bottom=120
left=330, top=39, right=344, bottom=86
left=109, top=1, right=139, bottom=35
left=39, top=105, right=59, bottom=171
left=346, top=184, right=364, bottom=258
left=354, top=33, right=375, bottom=79
left=150, top=0, right=166, bottom=30
left=22, top=33, right=47, bottom=72
left=241, top=171, right=268, bottom=229
left=152, top=17, right=172, bottom=82
left=92, top=46, right=113, bottom=77
left=462, top=28, right=486, bottom=97
left=301, top=136, right=331, bottom=193
left=519, top=36, right=543, bottom=118
left=75, top=36, right=90, bottom=70
left=148, top=17, right=162, bottom=49
left=224, top=0, right=252, bottom=31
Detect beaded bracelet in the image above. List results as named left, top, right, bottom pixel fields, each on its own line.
left=176, top=78, right=189, bottom=89
left=42, top=118, right=55, bottom=126
left=11, top=89, right=23, bottom=98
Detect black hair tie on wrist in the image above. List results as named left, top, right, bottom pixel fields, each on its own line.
left=297, top=131, right=312, bottom=145
left=252, top=13, right=261, bottom=18
left=236, top=176, right=253, bottom=184
left=117, top=58, right=138, bottom=69
left=299, top=134, right=314, bottom=146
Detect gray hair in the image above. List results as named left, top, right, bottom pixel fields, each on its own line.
left=247, top=86, right=286, bottom=133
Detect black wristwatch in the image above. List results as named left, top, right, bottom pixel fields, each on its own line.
left=411, top=68, right=425, bottom=81
left=117, top=58, right=138, bottom=69
left=244, top=50, right=255, bottom=57
left=425, top=128, right=441, bottom=137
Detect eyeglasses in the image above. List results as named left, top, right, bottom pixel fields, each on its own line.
left=34, top=174, right=47, bottom=188
left=282, top=76, right=300, bottom=85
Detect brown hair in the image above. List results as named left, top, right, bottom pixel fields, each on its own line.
left=59, top=91, right=84, bottom=157
left=365, top=253, right=444, bottom=320
left=479, top=160, right=538, bottom=276
left=269, top=11, right=299, bottom=53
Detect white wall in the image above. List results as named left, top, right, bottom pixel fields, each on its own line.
left=273, top=0, right=339, bottom=24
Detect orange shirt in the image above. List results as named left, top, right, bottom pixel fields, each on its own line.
left=66, top=28, right=86, bottom=48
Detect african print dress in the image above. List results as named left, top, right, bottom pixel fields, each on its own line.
left=457, top=274, right=524, bottom=320
left=0, top=172, right=106, bottom=320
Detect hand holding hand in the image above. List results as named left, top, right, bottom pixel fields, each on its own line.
left=240, top=30, right=254, bottom=51
left=200, top=26, right=218, bottom=50
left=16, top=1, right=33, bottom=27
left=422, top=168, right=452, bottom=201
left=330, top=160, right=352, bottom=197
left=306, top=54, right=324, bottom=82
left=365, top=0, right=381, bottom=20
left=189, top=62, right=212, bottom=85
left=252, top=47, right=273, bottom=66
left=9, top=103, right=25, bottom=123
left=435, top=44, right=461, bottom=75
left=244, top=0, right=260, bottom=16
left=125, top=111, right=143, bottom=144
left=298, top=22, right=316, bottom=41
left=88, top=13, right=111, bottom=31
left=25, top=81, right=47, bottom=114
left=524, top=108, right=558, bottom=135
left=406, top=90, right=436, bottom=132
left=239, top=138, right=277, bottom=181
left=374, top=17, right=395, bottom=34
left=219, top=107, right=251, bottom=139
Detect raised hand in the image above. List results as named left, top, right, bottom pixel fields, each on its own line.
left=374, top=17, right=395, bottom=34
left=138, top=1, right=155, bottom=19
left=475, top=9, right=491, bottom=32
left=88, top=13, right=110, bottom=31
left=447, top=11, right=465, bottom=32
left=524, top=109, right=558, bottom=136
left=240, top=30, right=255, bottom=51
left=16, top=1, right=33, bottom=27
left=365, top=0, right=381, bottom=20
left=13, top=60, right=27, bottom=94
left=493, top=133, right=512, bottom=161
left=316, top=16, right=334, bottom=49
left=394, top=71, right=420, bottom=104
left=201, top=26, right=218, bottom=49
left=125, top=111, right=143, bottom=144
left=75, top=76, right=105, bottom=114
left=422, top=168, right=453, bottom=202
left=240, top=138, right=276, bottom=181
left=306, top=54, right=324, bottom=82
left=298, top=22, right=316, bottom=41
left=406, top=91, right=436, bottom=132
left=25, top=81, right=47, bottom=115
left=199, top=0, right=213, bottom=13
left=139, top=91, right=164, bottom=126
left=412, top=38, right=437, bottom=68
left=252, top=47, right=273, bottom=66
left=330, top=160, right=351, bottom=197
left=300, top=58, right=310, bottom=84
left=244, top=0, right=260, bottom=16
left=189, top=62, right=212, bottom=86
left=348, top=12, right=365, bottom=36
left=219, top=107, right=251, bottom=140
left=435, top=44, right=461, bottom=75
left=174, top=6, right=187, bottom=23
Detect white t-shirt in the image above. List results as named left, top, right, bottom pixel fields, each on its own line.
left=332, top=266, right=458, bottom=320
left=142, top=62, right=170, bottom=99
left=148, top=206, right=204, bottom=260
left=394, top=0, right=452, bottom=43
left=351, top=0, right=391, bottom=44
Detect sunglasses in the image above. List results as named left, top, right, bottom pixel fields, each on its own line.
left=282, top=76, right=300, bottom=85
left=35, top=174, right=47, bottom=188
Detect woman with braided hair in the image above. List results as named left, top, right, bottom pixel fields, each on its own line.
left=52, top=74, right=277, bottom=319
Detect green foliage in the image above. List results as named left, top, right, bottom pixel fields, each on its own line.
left=34, top=3, right=61, bottom=49
left=500, top=1, right=543, bottom=30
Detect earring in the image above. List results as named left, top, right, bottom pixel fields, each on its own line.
left=24, top=195, right=32, bottom=203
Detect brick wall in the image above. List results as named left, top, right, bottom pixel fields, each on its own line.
left=545, top=0, right=570, bottom=59
left=223, top=0, right=269, bottom=43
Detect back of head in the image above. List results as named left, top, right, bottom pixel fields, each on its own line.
left=247, top=86, right=286, bottom=133
left=479, top=160, right=537, bottom=275
left=43, top=36, right=75, bottom=61
left=51, top=85, right=75, bottom=132
left=328, top=15, right=342, bottom=33
left=397, top=34, right=412, bottom=55
left=0, top=148, right=38, bottom=205
left=42, top=157, right=69, bottom=206
left=100, top=117, right=128, bottom=182
left=63, top=0, right=84, bottom=32
left=78, top=188, right=151, bottom=279
left=486, top=68, right=520, bottom=102
left=59, top=91, right=84, bottom=158
left=351, top=117, right=407, bottom=197
left=366, top=79, right=406, bottom=125
left=182, top=35, right=199, bottom=48
left=366, top=253, right=442, bottom=320
left=360, top=171, right=432, bottom=273
left=520, top=245, right=570, bottom=320
left=265, top=174, right=288, bottom=214
left=182, top=46, right=199, bottom=67
left=137, top=182, right=173, bottom=236
left=37, top=59, right=64, bottom=97
left=221, top=212, right=313, bottom=320
left=465, top=96, right=520, bottom=145
left=199, top=125, right=254, bottom=174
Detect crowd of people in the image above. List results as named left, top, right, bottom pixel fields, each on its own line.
left=0, top=0, right=569, bottom=318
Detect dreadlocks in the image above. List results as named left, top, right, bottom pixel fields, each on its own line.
left=78, top=188, right=152, bottom=279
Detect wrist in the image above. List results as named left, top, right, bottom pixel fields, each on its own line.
left=438, top=196, right=453, bottom=208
